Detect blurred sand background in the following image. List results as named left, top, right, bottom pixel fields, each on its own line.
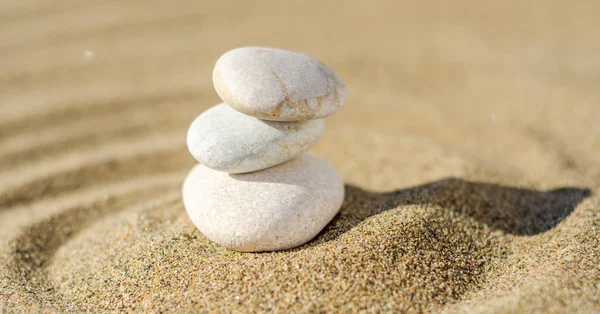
left=1, top=0, right=599, bottom=312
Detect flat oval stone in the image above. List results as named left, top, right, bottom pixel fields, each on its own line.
left=187, top=104, right=324, bottom=173
left=213, top=47, right=346, bottom=121
left=182, top=154, right=345, bottom=252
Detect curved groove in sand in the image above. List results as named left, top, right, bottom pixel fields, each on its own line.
left=5, top=185, right=181, bottom=309
left=0, top=89, right=204, bottom=139
left=1, top=49, right=208, bottom=91
left=0, top=171, right=185, bottom=230
left=0, top=103, right=196, bottom=168
left=0, top=130, right=183, bottom=181
left=0, top=142, right=190, bottom=210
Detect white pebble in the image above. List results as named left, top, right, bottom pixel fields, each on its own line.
left=182, top=154, right=345, bottom=252
left=213, top=47, right=346, bottom=121
left=187, top=104, right=324, bottom=173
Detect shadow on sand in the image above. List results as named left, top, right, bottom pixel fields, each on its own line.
left=323, top=177, right=591, bottom=238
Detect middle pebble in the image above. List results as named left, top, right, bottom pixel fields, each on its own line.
left=187, top=103, right=325, bottom=173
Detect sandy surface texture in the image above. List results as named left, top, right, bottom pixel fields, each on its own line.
left=1, top=0, right=599, bottom=312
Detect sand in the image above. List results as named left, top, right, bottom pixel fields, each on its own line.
left=1, top=0, right=599, bottom=312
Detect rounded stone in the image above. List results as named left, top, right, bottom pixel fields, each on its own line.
left=187, top=104, right=325, bottom=173
left=213, top=47, right=346, bottom=121
left=182, top=154, right=345, bottom=252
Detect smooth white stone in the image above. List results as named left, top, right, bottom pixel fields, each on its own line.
left=213, top=47, right=346, bottom=121
left=187, top=104, right=324, bottom=173
left=182, top=154, right=345, bottom=252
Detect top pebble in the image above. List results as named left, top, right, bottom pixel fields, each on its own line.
left=213, top=47, right=346, bottom=121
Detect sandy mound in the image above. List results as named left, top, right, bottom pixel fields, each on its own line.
left=1, top=0, right=599, bottom=312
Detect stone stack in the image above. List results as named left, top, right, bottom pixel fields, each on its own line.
left=182, top=47, right=346, bottom=252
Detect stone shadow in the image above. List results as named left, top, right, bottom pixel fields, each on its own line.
left=320, top=177, right=591, bottom=239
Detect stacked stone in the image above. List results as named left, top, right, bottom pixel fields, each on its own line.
left=182, top=47, right=346, bottom=252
